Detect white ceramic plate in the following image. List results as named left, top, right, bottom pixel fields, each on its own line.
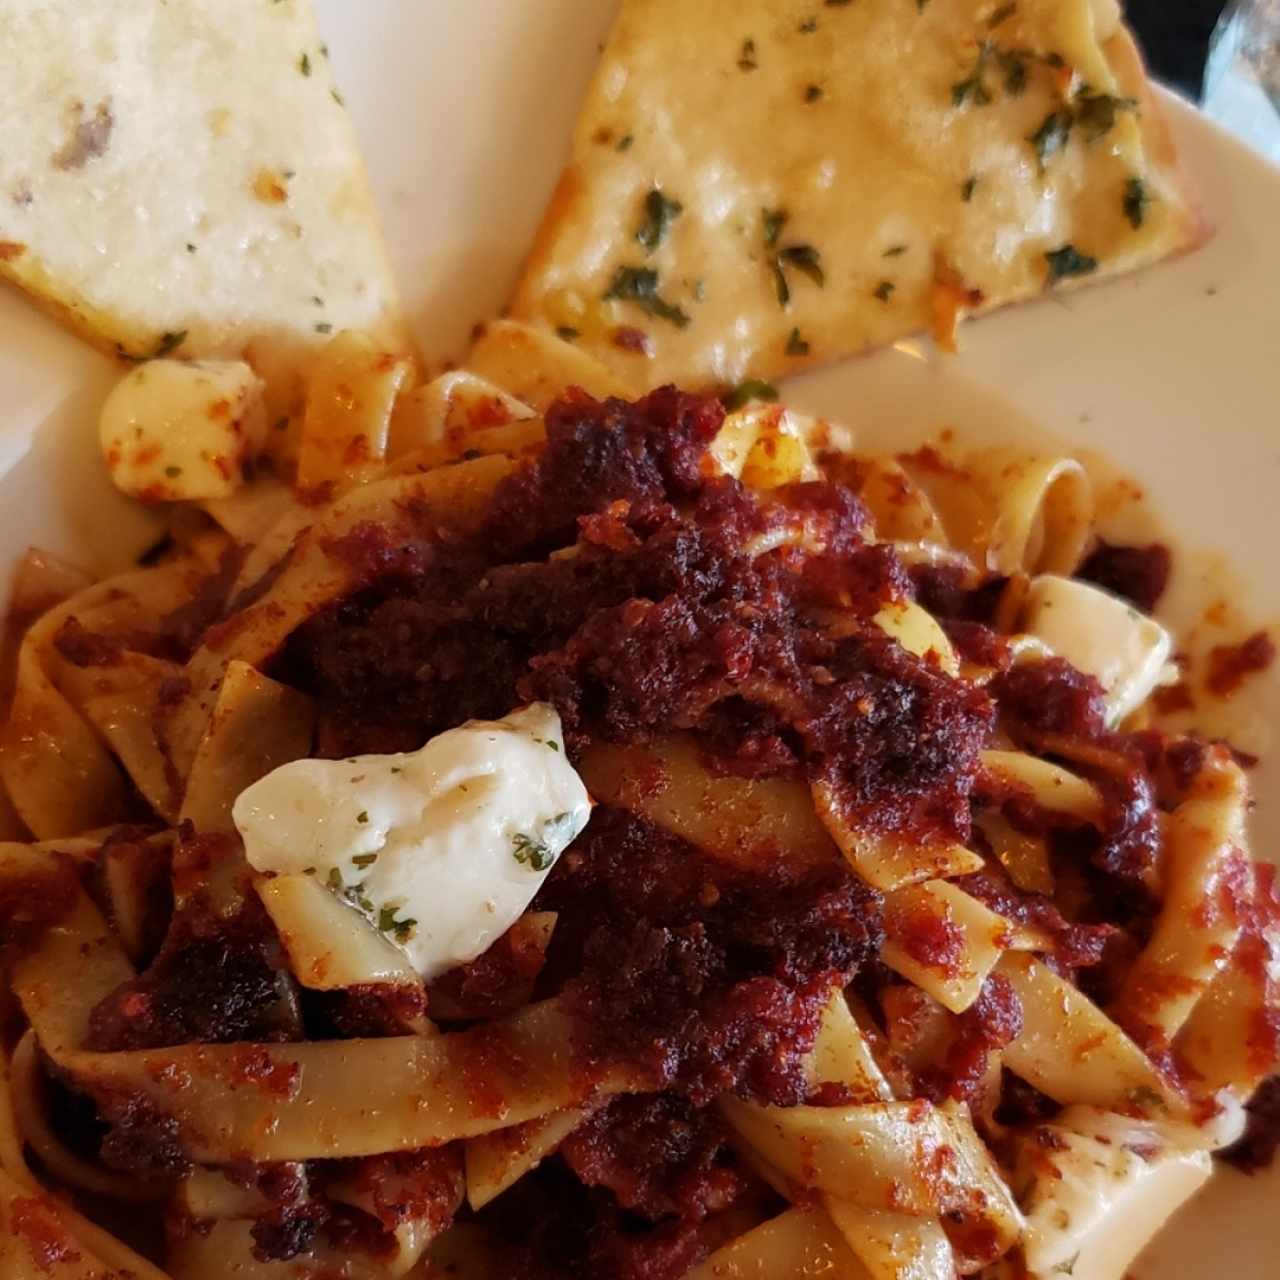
left=1, top=1, right=1277, bottom=1273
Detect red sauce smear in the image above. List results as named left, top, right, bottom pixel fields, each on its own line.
left=1206, top=630, right=1277, bottom=698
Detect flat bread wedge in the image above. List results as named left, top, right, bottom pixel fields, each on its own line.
left=0, top=0, right=407, bottom=397
left=508, top=0, right=1205, bottom=393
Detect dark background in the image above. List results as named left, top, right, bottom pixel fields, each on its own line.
left=1127, top=0, right=1230, bottom=99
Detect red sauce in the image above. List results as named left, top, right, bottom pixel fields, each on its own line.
left=430, top=912, right=553, bottom=1020
left=1077, top=540, right=1172, bottom=613
left=1221, top=1075, right=1280, bottom=1174
left=888, top=897, right=965, bottom=978
left=560, top=1095, right=744, bottom=1222
left=956, top=871, right=1114, bottom=972
left=9, top=1196, right=80, bottom=1271
left=990, top=657, right=1107, bottom=738
left=926, top=974, right=1023, bottom=1104
left=86, top=897, right=295, bottom=1051
left=1206, top=630, right=1277, bottom=698
left=539, top=807, right=882, bottom=1107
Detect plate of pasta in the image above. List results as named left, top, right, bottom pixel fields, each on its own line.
left=1, top=2, right=1279, bottom=1280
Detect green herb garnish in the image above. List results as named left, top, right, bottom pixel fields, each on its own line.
left=154, top=329, right=186, bottom=359
left=164, top=465, right=182, bottom=478
left=1123, top=175, right=1148, bottom=229
left=617, top=133, right=634, bottom=151
left=722, top=379, right=780, bottom=411
left=804, top=84, right=824, bottom=103
left=556, top=325, right=581, bottom=342
left=512, top=831, right=555, bottom=872
left=762, top=207, right=788, bottom=249
left=786, top=327, right=810, bottom=356
left=299, top=52, right=311, bottom=76
left=1075, top=91, right=1136, bottom=140
left=603, top=266, right=691, bottom=327
left=872, top=280, right=895, bottom=302
left=352, top=852, right=378, bottom=868
left=636, top=188, right=683, bottom=252
left=738, top=38, right=758, bottom=71
left=1044, top=244, right=1098, bottom=285
left=883, top=244, right=908, bottom=257
left=356, top=810, right=369, bottom=824
left=777, top=244, right=824, bottom=286
left=961, top=175, right=978, bottom=201
left=1029, top=109, right=1073, bottom=167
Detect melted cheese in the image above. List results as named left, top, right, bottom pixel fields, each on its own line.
left=1021, top=574, right=1174, bottom=723
left=100, top=359, right=265, bottom=501
left=233, top=704, right=591, bottom=979
left=511, top=0, right=1200, bottom=391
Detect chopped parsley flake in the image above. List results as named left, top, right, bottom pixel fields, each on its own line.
left=1052, top=1254, right=1080, bottom=1276
left=315, top=322, right=333, bottom=334
left=1076, top=91, right=1136, bottom=140
left=556, top=325, right=581, bottom=342
left=1029, top=109, right=1073, bottom=168
left=164, top=465, right=182, bottom=478
left=186, top=242, right=196, bottom=253
left=762, top=207, right=789, bottom=249
left=786, top=327, right=810, bottom=356
left=636, top=188, right=683, bottom=252
left=1123, top=175, right=1149, bottom=229
left=953, top=43, right=1029, bottom=106
left=352, top=852, right=378, bottom=868
left=299, top=52, right=311, bottom=76
left=961, top=175, right=978, bottom=201
left=777, top=243, right=825, bottom=286
left=512, top=831, right=555, bottom=872
left=331, top=88, right=345, bottom=106
left=1044, top=244, right=1098, bottom=285
left=804, top=84, right=824, bottom=103
left=722, top=380, right=779, bottom=411
left=952, top=59, right=993, bottom=107
left=617, top=133, right=634, bottom=151
left=327, top=867, right=343, bottom=891
left=154, top=329, right=187, bottom=358
left=873, top=280, right=895, bottom=302
left=603, top=266, right=691, bottom=327
left=738, top=38, right=758, bottom=71
left=356, top=810, right=369, bottom=824
left=377, top=904, right=416, bottom=943
left=883, top=244, right=908, bottom=257
left=799, top=18, right=818, bottom=32
left=390, top=766, right=403, bottom=774
left=998, top=47, right=1029, bottom=94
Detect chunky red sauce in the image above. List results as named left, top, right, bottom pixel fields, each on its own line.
left=1206, top=630, right=1277, bottom=698
left=1077, top=540, right=1171, bottom=613
left=39, top=387, right=1280, bottom=1273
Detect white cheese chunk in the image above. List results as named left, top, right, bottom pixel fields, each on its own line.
left=100, top=359, right=266, bottom=502
left=232, top=704, right=590, bottom=979
left=1016, top=1107, right=1211, bottom=1280
left=1020, top=575, right=1174, bottom=725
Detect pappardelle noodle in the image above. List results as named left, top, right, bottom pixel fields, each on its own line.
left=0, top=324, right=1275, bottom=1280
